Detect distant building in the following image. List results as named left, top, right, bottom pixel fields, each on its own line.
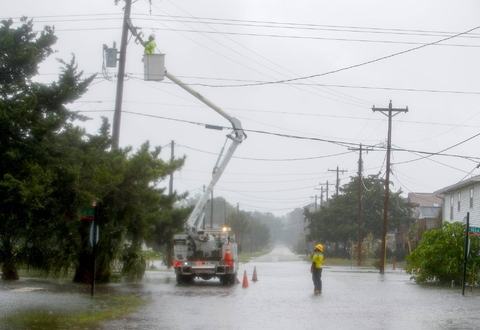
left=395, top=193, right=442, bottom=251
left=409, top=192, right=443, bottom=237
left=434, top=175, right=480, bottom=228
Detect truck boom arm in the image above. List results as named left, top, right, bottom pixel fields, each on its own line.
left=165, top=70, right=246, bottom=232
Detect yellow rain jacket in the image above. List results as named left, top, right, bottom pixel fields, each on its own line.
left=312, top=251, right=323, bottom=269
left=144, top=40, right=156, bottom=54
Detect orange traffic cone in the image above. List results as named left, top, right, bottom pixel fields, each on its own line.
left=224, top=244, right=232, bottom=261
left=252, top=266, right=258, bottom=282
left=242, top=270, right=249, bottom=288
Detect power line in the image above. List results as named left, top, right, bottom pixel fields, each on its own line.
left=29, top=70, right=480, bottom=96
left=197, top=25, right=480, bottom=87
left=181, top=77, right=480, bottom=95
left=137, top=2, right=375, bottom=109
left=161, top=0, right=374, bottom=108
left=75, top=109, right=480, bottom=163
left=130, top=13, right=480, bottom=40
left=75, top=105, right=480, bottom=130
left=13, top=12, right=480, bottom=41
left=178, top=144, right=353, bottom=161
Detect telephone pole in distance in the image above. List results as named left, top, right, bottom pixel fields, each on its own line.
left=348, top=144, right=372, bottom=267
left=328, top=165, right=347, bottom=197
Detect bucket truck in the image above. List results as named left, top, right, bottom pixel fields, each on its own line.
left=133, top=26, right=245, bottom=283
left=164, top=71, right=246, bottom=284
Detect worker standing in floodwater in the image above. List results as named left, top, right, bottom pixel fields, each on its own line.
left=142, top=34, right=156, bottom=54
left=310, top=244, right=324, bottom=294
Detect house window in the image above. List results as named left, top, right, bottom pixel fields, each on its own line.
left=450, top=195, right=454, bottom=220
left=458, top=192, right=461, bottom=211
left=470, top=188, right=474, bottom=209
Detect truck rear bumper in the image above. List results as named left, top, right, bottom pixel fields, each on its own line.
left=174, top=265, right=236, bottom=276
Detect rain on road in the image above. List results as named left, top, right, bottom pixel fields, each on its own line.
left=1, top=245, right=479, bottom=329
left=100, top=245, right=480, bottom=330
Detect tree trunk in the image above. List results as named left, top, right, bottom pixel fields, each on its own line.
left=1, top=240, right=19, bottom=280
left=1, top=261, right=19, bottom=280
left=73, top=221, right=93, bottom=283
left=72, top=250, right=93, bottom=283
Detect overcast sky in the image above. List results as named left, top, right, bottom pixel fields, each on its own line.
left=4, top=0, right=480, bottom=217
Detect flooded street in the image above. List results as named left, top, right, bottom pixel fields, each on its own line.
left=1, top=245, right=479, bottom=329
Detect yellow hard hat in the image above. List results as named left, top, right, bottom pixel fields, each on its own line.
left=315, top=244, right=323, bottom=251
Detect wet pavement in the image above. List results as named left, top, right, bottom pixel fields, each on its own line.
left=1, top=245, right=479, bottom=329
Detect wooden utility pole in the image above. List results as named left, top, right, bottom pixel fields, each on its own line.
left=224, top=199, right=227, bottom=227
left=372, top=100, right=408, bottom=274
left=210, top=190, right=214, bottom=229
left=167, top=140, right=174, bottom=268
left=357, top=146, right=363, bottom=267
left=318, top=182, right=330, bottom=205
left=169, top=140, right=174, bottom=193
left=311, top=195, right=317, bottom=211
left=328, top=166, right=347, bottom=196
left=112, top=0, right=132, bottom=149
left=349, top=144, right=371, bottom=267
left=320, top=186, right=323, bottom=207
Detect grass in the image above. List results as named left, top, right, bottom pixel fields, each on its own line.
left=297, top=254, right=407, bottom=269
left=238, top=248, right=273, bottom=263
left=0, top=295, right=147, bottom=329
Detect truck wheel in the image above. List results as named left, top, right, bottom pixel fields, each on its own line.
left=176, top=274, right=193, bottom=284
left=221, top=273, right=236, bottom=285
left=230, top=272, right=238, bottom=285
left=176, top=274, right=183, bottom=284
left=219, top=275, right=230, bottom=285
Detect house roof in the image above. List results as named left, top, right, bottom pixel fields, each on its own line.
left=434, top=175, right=480, bottom=194
left=418, top=206, right=441, bottom=219
left=408, top=192, right=443, bottom=207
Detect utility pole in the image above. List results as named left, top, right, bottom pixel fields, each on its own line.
left=318, top=182, right=330, bottom=205
left=349, top=144, right=371, bottom=266
left=167, top=140, right=174, bottom=268
left=357, top=146, right=363, bottom=267
left=372, top=100, right=408, bottom=274
left=169, top=140, right=174, bottom=194
left=320, top=186, right=324, bottom=207
left=314, top=184, right=324, bottom=209
left=210, top=190, right=214, bottom=229
left=112, top=0, right=132, bottom=149
left=328, top=166, right=347, bottom=197
left=224, top=199, right=227, bottom=227
left=309, top=195, right=318, bottom=211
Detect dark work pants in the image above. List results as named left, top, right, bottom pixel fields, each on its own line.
left=312, top=268, right=322, bottom=291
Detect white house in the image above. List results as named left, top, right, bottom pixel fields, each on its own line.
left=434, top=175, right=480, bottom=228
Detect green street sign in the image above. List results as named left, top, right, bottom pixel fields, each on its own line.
left=468, top=226, right=480, bottom=235
left=80, top=208, right=95, bottom=220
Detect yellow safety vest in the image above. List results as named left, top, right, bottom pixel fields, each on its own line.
left=312, top=251, right=323, bottom=269
left=144, top=41, right=156, bottom=54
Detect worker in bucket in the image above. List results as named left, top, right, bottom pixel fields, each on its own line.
left=142, top=34, right=156, bottom=54
left=310, top=244, right=324, bottom=294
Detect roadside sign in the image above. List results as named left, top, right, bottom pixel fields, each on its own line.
left=90, top=222, right=99, bottom=247
left=468, top=226, right=480, bottom=236
left=80, top=208, right=95, bottom=220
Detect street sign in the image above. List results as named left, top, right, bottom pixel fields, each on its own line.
left=468, top=226, right=480, bottom=236
left=80, top=208, right=95, bottom=220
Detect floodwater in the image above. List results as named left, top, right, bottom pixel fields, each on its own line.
left=1, top=245, right=479, bottom=330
